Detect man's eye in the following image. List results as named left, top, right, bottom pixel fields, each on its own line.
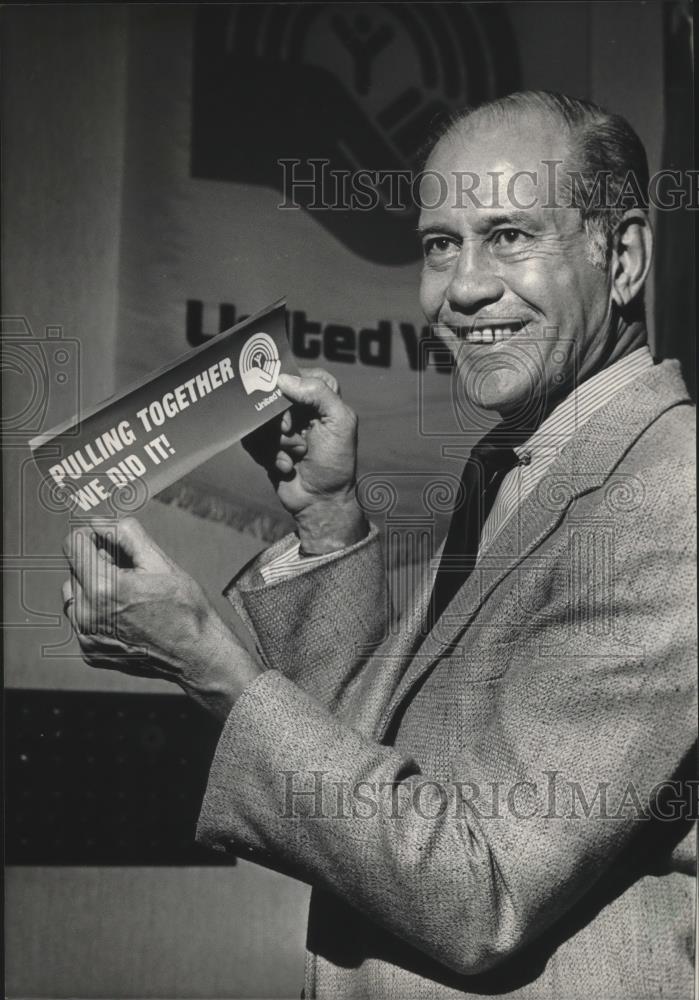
left=492, top=228, right=530, bottom=248
left=422, top=236, right=457, bottom=258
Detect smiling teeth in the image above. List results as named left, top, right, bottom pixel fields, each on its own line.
left=465, top=325, right=521, bottom=344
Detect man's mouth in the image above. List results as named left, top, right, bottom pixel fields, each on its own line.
left=453, top=321, right=528, bottom=345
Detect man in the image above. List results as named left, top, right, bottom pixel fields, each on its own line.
left=62, top=92, right=696, bottom=998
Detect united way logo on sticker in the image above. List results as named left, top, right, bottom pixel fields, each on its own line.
left=191, top=3, right=520, bottom=265
left=239, top=332, right=282, bottom=396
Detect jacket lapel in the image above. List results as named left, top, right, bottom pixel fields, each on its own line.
left=376, top=360, right=690, bottom=741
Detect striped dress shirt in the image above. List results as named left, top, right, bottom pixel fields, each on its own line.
left=260, top=346, right=654, bottom=583
left=477, top=345, right=654, bottom=558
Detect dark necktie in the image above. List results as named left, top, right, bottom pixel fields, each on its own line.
left=429, top=443, right=519, bottom=626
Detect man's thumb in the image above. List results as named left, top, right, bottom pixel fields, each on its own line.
left=277, top=373, right=342, bottom=419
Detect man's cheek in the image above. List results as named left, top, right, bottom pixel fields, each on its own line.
left=508, top=261, right=558, bottom=302
left=418, top=280, right=433, bottom=319
left=419, top=273, right=446, bottom=320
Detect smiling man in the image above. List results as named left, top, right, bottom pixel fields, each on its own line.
left=417, top=95, right=650, bottom=424
left=62, top=92, right=696, bottom=999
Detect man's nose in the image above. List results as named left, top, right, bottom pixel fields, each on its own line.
left=446, top=243, right=504, bottom=314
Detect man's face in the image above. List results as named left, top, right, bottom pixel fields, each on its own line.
left=418, top=114, right=614, bottom=422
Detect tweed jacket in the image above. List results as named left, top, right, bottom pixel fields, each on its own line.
left=197, top=360, right=697, bottom=1000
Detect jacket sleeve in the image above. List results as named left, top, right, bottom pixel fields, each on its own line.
left=197, top=465, right=697, bottom=976
left=223, top=524, right=390, bottom=712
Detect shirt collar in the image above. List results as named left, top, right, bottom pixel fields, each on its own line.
left=512, top=345, right=655, bottom=465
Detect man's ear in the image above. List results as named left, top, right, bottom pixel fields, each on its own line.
left=610, top=209, right=654, bottom=310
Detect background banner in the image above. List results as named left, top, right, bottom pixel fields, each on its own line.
left=115, top=4, right=521, bottom=548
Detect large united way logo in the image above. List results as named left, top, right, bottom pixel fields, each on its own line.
left=191, top=3, right=520, bottom=265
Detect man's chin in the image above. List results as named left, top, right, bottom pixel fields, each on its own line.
left=458, top=371, right=539, bottom=422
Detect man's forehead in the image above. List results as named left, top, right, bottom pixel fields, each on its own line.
left=418, top=115, right=580, bottom=226
left=420, top=113, right=573, bottom=206
left=429, top=111, right=572, bottom=173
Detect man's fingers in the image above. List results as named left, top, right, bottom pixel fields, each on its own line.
left=63, top=526, right=109, bottom=595
left=64, top=518, right=168, bottom=613
left=280, top=429, right=306, bottom=448
left=276, top=373, right=345, bottom=420
left=275, top=451, right=294, bottom=474
left=103, top=517, right=168, bottom=572
left=62, top=576, right=88, bottom=634
left=61, top=577, right=80, bottom=633
left=62, top=525, right=85, bottom=582
left=297, top=367, right=340, bottom=396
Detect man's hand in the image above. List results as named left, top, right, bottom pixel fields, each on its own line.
left=243, top=368, right=369, bottom=555
left=62, top=517, right=261, bottom=721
